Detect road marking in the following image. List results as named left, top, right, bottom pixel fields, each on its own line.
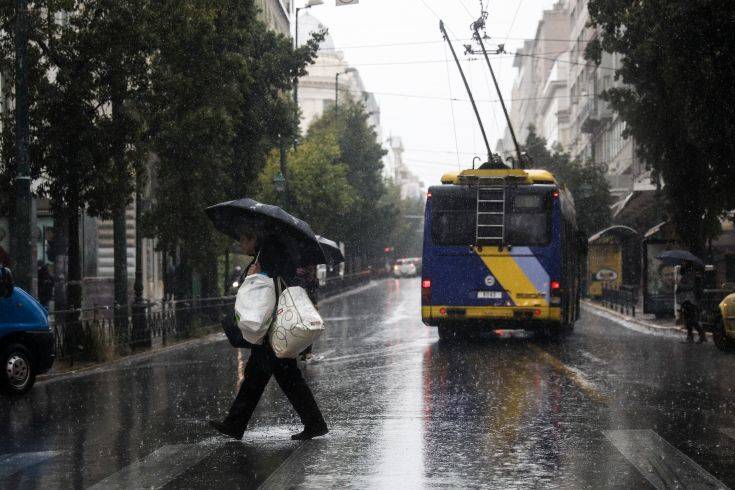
left=528, top=344, right=609, bottom=405
left=0, top=451, right=62, bottom=479
left=604, top=430, right=728, bottom=489
left=580, top=350, right=607, bottom=365
left=87, top=444, right=217, bottom=490
left=258, top=441, right=314, bottom=490
left=721, top=428, right=735, bottom=441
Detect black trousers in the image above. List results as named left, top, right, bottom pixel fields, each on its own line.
left=682, top=302, right=704, bottom=339
left=225, top=343, right=325, bottom=432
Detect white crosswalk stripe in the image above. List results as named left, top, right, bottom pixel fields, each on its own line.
left=87, top=443, right=218, bottom=490
left=0, top=451, right=63, bottom=479
left=604, top=430, right=728, bottom=490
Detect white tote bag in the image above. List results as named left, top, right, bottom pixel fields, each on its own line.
left=269, top=280, right=325, bottom=359
left=234, top=274, right=277, bottom=345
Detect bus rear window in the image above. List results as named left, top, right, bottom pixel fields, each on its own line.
left=506, top=192, right=550, bottom=246
left=430, top=188, right=476, bottom=246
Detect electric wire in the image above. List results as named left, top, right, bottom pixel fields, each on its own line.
left=443, top=42, right=462, bottom=169
left=502, top=0, right=524, bottom=46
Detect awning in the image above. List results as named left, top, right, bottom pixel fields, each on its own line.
left=588, top=225, right=639, bottom=244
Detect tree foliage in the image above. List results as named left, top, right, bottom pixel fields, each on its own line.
left=256, top=133, right=354, bottom=240
left=524, top=126, right=612, bottom=235
left=307, top=101, right=390, bottom=264
left=142, top=0, right=323, bottom=296
left=586, top=0, right=735, bottom=254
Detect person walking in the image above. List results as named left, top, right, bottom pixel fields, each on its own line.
left=37, top=261, right=54, bottom=309
left=677, top=262, right=705, bottom=343
left=209, top=228, right=328, bottom=441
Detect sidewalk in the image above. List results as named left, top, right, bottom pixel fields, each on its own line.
left=582, top=299, right=701, bottom=339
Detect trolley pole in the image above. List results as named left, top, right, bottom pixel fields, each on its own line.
left=12, top=0, right=33, bottom=292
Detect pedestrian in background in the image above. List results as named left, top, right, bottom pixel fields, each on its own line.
left=677, top=262, right=705, bottom=343
left=209, top=228, right=328, bottom=441
left=37, top=261, right=54, bottom=309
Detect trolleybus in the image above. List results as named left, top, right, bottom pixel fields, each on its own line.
left=421, top=167, right=584, bottom=339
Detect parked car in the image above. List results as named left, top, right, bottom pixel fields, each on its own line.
left=0, top=267, right=55, bottom=395
left=714, top=292, right=735, bottom=352
left=393, top=258, right=418, bottom=278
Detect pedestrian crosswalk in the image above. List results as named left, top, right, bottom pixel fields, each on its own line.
left=721, top=428, right=735, bottom=441
left=2, top=429, right=735, bottom=488
left=87, top=443, right=218, bottom=490
left=0, top=451, right=62, bottom=479
left=604, top=430, right=728, bottom=490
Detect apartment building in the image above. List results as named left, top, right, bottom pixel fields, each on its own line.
left=296, top=13, right=382, bottom=140
left=498, top=0, right=652, bottom=201
left=256, top=0, right=293, bottom=36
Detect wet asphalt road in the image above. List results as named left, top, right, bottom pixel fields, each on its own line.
left=3, top=278, right=735, bottom=489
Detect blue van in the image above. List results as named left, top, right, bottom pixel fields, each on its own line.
left=0, top=267, right=55, bottom=394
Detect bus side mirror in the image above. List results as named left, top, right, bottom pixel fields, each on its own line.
left=0, top=267, right=14, bottom=298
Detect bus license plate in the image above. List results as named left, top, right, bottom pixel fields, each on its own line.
left=478, top=291, right=502, bottom=299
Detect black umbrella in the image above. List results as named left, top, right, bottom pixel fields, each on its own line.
left=317, top=236, right=345, bottom=265
left=656, top=250, right=705, bottom=268
left=205, top=198, right=326, bottom=266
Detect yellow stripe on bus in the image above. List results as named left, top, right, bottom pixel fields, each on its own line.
left=478, top=252, right=549, bottom=308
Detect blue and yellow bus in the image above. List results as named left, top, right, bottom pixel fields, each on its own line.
left=421, top=167, right=583, bottom=339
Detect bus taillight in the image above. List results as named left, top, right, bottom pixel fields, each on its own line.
left=422, top=279, right=431, bottom=303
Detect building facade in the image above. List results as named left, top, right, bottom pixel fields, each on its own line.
left=256, top=0, right=293, bottom=36
left=498, top=0, right=651, bottom=201
left=296, top=14, right=381, bottom=139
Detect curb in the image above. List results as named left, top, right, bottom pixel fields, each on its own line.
left=581, top=300, right=685, bottom=338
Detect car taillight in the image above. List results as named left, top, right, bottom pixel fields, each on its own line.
left=550, top=280, right=561, bottom=291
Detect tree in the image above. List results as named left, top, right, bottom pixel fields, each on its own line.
left=89, top=0, right=155, bottom=311
left=586, top=0, right=735, bottom=255
left=143, top=0, right=323, bottom=297
left=256, top=132, right=354, bottom=240
left=0, top=1, right=128, bottom=316
left=524, top=126, right=612, bottom=236
left=307, top=101, right=390, bottom=267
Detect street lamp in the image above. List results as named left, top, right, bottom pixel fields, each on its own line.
left=294, top=0, right=324, bottom=111
left=273, top=171, right=286, bottom=194
left=273, top=170, right=287, bottom=208
left=335, top=67, right=357, bottom=116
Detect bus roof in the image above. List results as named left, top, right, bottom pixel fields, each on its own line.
left=440, top=168, right=557, bottom=185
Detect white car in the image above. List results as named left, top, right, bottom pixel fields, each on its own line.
left=393, top=259, right=418, bottom=277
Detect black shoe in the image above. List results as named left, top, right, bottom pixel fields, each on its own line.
left=291, top=425, right=328, bottom=440
left=208, top=420, right=243, bottom=440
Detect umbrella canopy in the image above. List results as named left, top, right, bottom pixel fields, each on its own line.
left=317, top=236, right=345, bottom=265
left=655, top=250, right=705, bottom=268
left=205, top=199, right=326, bottom=267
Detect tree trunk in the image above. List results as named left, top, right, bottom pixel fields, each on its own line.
left=111, top=77, right=129, bottom=349
left=66, top=208, right=82, bottom=312
left=51, top=206, right=69, bottom=312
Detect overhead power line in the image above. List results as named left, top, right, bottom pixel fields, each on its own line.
left=315, top=37, right=595, bottom=52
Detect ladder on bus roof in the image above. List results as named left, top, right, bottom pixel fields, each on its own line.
left=476, top=183, right=505, bottom=246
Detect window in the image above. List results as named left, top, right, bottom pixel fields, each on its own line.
left=431, top=187, right=476, bottom=246
left=505, top=191, right=551, bottom=246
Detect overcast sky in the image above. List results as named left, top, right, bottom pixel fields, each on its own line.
left=305, top=0, right=560, bottom=188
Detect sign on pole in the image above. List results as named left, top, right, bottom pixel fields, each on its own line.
left=336, top=0, right=358, bottom=5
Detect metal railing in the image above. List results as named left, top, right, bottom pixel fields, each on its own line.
left=601, top=285, right=638, bottom=317
left=49, top=297, right=235, bottom=364
left=318, top=271, right=372, bottom=299
left=48, top=271, right=375, bottom=365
